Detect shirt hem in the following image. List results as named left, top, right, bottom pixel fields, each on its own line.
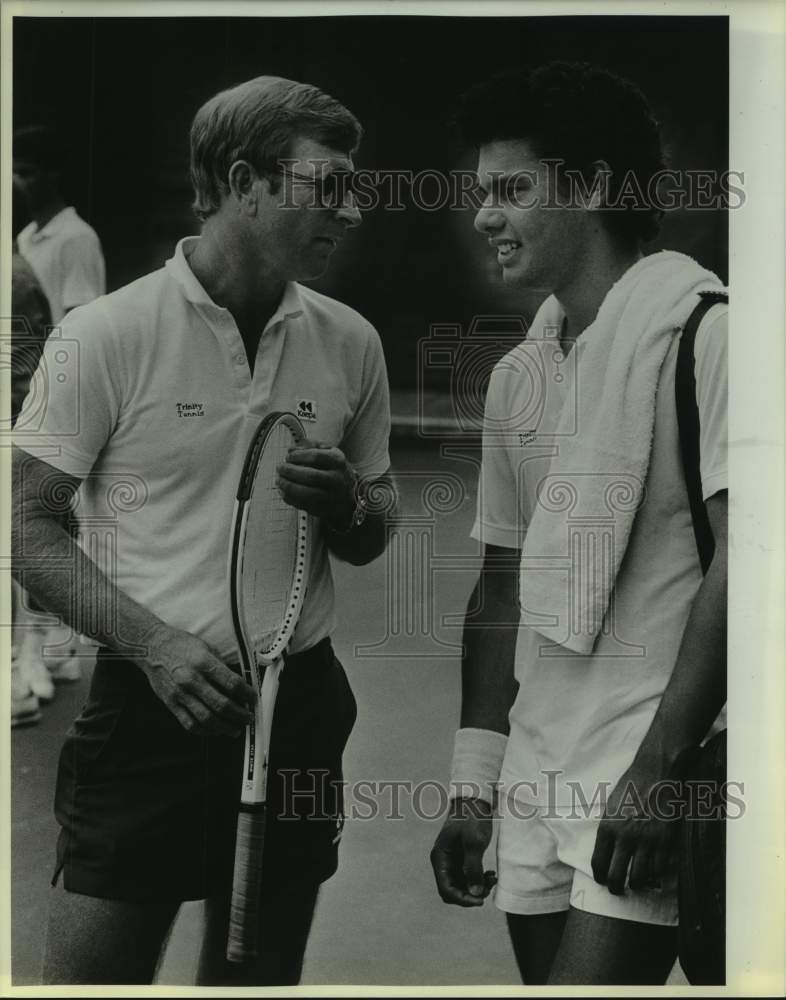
left=701, top=468, right=727, bottom=501
left=470, top=521, right=522, bottom=549
left=494, top=886, right=571, bottom=916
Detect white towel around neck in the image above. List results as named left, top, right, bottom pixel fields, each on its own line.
left=519, top=250, right=725, bottom=655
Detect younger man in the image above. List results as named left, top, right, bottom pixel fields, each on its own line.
left=430, top=62, right=727, bottom=985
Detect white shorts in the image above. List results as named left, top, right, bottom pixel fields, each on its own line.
left=494, top=797, right=678, bottom=926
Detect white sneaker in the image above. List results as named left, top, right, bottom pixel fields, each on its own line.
left=25, top=655, right=56, bottom=702
left=47, top=656, right=82, bottom=683
left=40, top=624, right=83, bottom=683
left=14, top=628, right=56, bottom=702
left=11, top=692, right=42, bottom=728
left=11, top=657, right=42, bottom=728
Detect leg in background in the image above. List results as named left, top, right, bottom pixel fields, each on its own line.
left=42, top=887, right=180, bottom=985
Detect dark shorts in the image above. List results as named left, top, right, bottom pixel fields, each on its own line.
left=53, top=638, right=357, bottom=902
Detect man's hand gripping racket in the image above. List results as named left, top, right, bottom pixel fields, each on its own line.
left=225, top=412, right=311, bottom=964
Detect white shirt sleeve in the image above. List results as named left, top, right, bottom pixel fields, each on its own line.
left=694, top=305, right=728, bottom=500
left=60, top=233, right=106, bottom=313
left=12, top=300, right=123, bottom=479
left=470, top=364, right=525, bottom=550
left=339, top=323, right=391, bottom=481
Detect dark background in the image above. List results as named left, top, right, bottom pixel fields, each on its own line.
left=13, top=15, right=729, bottom=390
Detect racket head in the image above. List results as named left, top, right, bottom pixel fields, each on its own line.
left=229, top=411, right=311, bottom=687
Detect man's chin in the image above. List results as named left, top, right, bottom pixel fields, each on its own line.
left=500, top=263, right=529, bottom=286
left=500, top=262, right=550, bottom=293
left=290, top=258, right=331, bottom=283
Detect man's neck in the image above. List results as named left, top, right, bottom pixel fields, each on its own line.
left=188, top=224, right=286, bottom=344
left=556, top=239, right=642, bottom=355
left=32, top=196, right=67, bottom=231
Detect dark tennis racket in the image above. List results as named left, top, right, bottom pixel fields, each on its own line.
left=226, top=411, right=311, bottom=964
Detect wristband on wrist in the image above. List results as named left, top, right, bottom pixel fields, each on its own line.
left=449, top=727, right=508, bottom=807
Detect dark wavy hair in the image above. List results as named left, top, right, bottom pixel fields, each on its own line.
left=456, top=61, right=666, bottom=245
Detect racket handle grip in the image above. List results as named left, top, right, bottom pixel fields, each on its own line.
left=226, top=807, right=267, bottom=964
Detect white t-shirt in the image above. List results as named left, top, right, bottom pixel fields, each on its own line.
left=13, top=237, right=391, bottom=661
left=472, top=295, right=727, bottom=806
left=17, top=206, right=106, bottom=324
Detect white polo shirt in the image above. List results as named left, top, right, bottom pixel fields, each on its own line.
left=472, top=295, right=727, bottom=807
left=14, top=237, right=391, bottom=661
left=17, top=206, right=106, bottom=324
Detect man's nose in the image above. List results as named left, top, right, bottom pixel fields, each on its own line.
left=335, top=194, right=361, bottom=229
left=474, top=199, right=505, bottom=234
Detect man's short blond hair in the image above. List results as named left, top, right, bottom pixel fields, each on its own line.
left=190, top=76, right=362, bottom=220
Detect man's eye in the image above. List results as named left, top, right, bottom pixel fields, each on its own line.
left=322, top=172, right=356, bottom=205
left=504, top=178, right=532, bottom=200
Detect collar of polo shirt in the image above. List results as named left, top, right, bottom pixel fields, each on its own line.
left=170, top=235, right=305, bottom=333
left=26, top=206, right=78, bottom=243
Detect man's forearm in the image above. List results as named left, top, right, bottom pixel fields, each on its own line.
left=460, top=559, right=520, bottom=734
left=13, top=510, right=168, bottom=664
left=634, top=551, right=727, bottom=774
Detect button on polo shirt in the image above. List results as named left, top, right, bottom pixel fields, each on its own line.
left=14, top=237, right=391, bottom=661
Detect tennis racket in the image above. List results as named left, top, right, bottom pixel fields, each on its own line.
left=226, top=411, right=311, bottom=964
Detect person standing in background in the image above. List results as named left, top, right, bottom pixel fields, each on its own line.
left=10, top=178, right=55, bottom=725
left=14, top=124, right=106, bottom=324
left=12, top=125, right=106, bottom=688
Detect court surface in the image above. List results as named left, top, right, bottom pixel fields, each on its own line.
left=9, top=442, right=684, bottom=986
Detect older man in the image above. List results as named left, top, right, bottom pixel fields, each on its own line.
left=13, top=76, right=394, bottom=985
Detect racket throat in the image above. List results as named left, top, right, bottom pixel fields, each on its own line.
left=239, top=655, right=283, bottom=806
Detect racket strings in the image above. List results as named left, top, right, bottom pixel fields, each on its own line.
left=239, top=423, right=308, bottom=654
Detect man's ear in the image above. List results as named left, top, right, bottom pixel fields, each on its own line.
left=227, top=159, right=260, bottom=215
left=587, top=159, right=612, bottom=210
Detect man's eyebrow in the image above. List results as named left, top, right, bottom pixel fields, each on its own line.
left=286, top=157, right=354, bottom=176
left=476, top=172, right=529, bottom=193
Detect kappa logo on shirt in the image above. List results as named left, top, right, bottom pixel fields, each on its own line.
left=296, top=399, right=318, bottom=423
left=176, top=402, right=206, bottom=418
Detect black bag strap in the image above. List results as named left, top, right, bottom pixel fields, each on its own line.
left=675, top=290, right=728, bottom=575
